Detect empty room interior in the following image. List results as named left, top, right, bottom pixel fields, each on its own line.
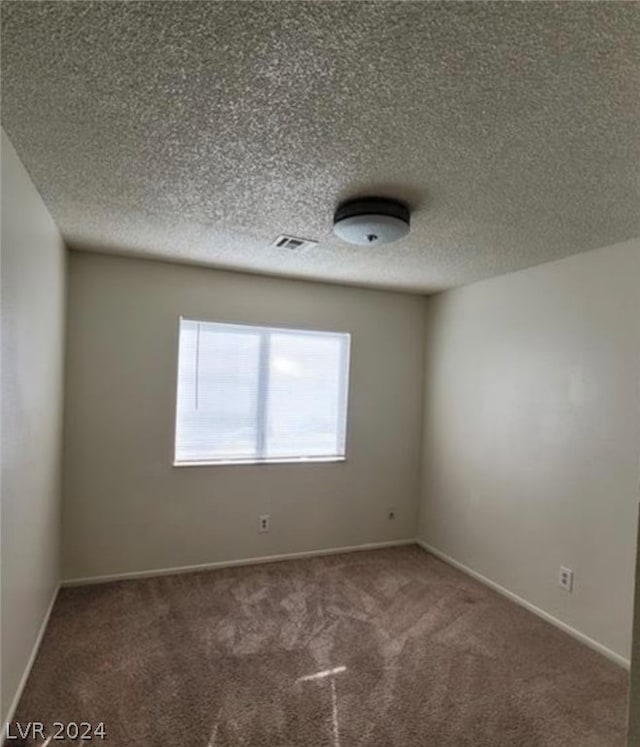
left=2, top=1, right=640, bottom=745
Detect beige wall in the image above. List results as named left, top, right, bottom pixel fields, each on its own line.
left=1, top=131, right=66, bottom=723
left=418, top=237, right=640, bottom=661
left=62, top=252, right=426, bottom=580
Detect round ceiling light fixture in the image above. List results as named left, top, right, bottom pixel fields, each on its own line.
left=333, top=197, right=410, bottom=246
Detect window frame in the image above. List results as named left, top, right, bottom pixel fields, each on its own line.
left=172, top=316, right=351, bottom=467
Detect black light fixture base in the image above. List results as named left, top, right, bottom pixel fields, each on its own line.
left=334, top=197, right=410, bottom=225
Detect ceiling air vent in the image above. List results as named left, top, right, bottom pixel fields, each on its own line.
left=271, top=235, right=317, bottom=250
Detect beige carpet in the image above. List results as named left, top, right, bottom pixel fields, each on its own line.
left=9, top=546, right=628, bottom=746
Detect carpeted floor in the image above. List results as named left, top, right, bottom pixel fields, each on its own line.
left=10, top=546, right=628, bottom=746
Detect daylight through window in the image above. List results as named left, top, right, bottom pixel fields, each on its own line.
left=174, top=319, right=350, bottom=464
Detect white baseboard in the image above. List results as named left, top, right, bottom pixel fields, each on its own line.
left=2, top=582, right=60, bottom=731
left=416, top=539, right=630, bottom=670
left=62, top=538, right=416, bottom=587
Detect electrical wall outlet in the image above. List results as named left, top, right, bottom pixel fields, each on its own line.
left=559, top=566, right=574, bottom=592
left=388, top=507, right=396, bottom=520
left=258, top=514, right=270, bottom=533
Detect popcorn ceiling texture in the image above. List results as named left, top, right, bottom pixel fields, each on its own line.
left=1, top=1, right=639, bottom=292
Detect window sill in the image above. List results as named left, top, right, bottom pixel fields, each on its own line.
left=172, top=456, right=347, bottom=468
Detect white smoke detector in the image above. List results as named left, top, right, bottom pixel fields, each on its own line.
left=333, top=197, right=410, bottom=246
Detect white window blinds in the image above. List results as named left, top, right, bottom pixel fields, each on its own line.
left=174, top=319, right=350, bottom=464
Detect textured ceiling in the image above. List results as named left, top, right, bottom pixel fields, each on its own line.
left=1, top=1, right=639, bottom=293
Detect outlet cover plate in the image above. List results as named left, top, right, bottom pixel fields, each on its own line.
left=559, top=566, right=574, bottom=592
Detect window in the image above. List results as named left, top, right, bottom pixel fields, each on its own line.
left=174, top=319, right=350, bottom=465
